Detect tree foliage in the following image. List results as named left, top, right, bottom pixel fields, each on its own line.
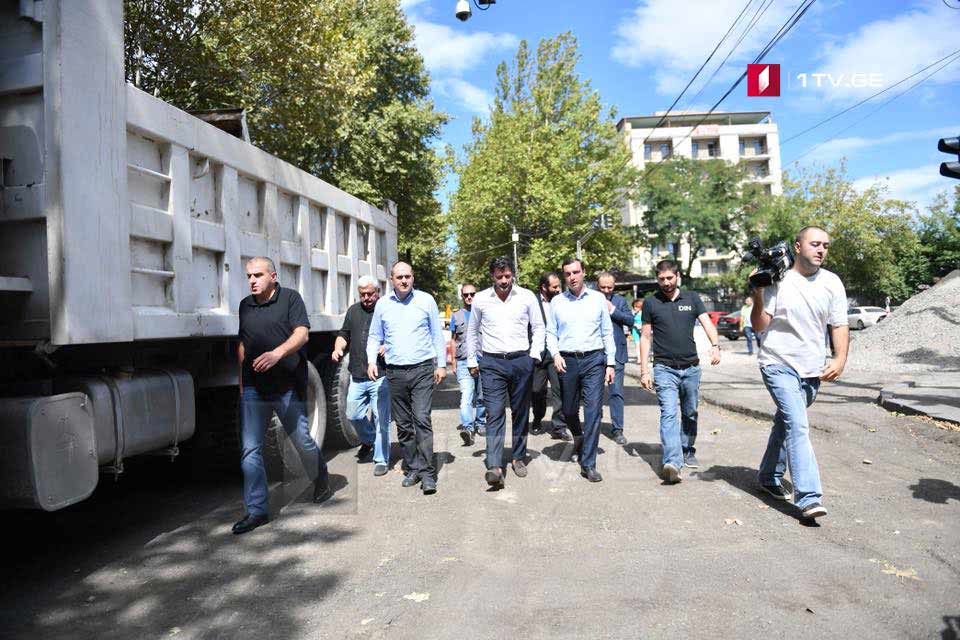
left=448, top=34, right=640, bottom=289
left=916, top=185, right=960, bottom=279
left=636, top=157, right=755, bottom=279
left=124, top=0, right=450, bottom=294
left=751, top=163, right=924, bottom=303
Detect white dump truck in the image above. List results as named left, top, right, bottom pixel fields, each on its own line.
left=0, top=0, right=397, bottom=510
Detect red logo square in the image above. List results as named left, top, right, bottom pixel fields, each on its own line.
left=747, top=64, right=780, bottom=97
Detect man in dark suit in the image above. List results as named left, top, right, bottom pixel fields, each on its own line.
left=597, top=272, right=634, bottom=445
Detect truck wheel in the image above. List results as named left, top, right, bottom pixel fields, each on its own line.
left=264, top=360, right=327, bottom=480
left=318, top=354, right=360, bottom=449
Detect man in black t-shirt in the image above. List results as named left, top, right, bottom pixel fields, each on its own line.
left=639, top=260, right=721, bottom=484
left=332, top=276, right=391, bottom=477
left=233, top=257, right=329, bottom=535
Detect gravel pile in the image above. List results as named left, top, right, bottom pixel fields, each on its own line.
left=847, top=270, right=960, bottom=374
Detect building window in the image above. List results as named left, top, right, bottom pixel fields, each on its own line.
left=691, top=141, right=699, bottom=157
left=707, top=141, right=717, bottom=157
left=659, top=143, right=671, bottom=159
left=644, top=144, right=652, bottom=160
left=739, top=139, right=745, bottom=155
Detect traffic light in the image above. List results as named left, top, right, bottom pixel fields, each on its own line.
left=939, top=137, right=960, bottom=180
left=591, top=214, right=614, bottom=229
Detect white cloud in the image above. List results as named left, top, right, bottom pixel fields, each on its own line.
left=799, top=126, right=960, bottom=163
left=410, top=20, right=517, bottom=76
left=436, top=78, right=493, bottom=115
left=399, top=0, right=429, bottom=9
left=610, top=0, right=796, bottom=95
left=853, top=165, right=956, bottom=209
left=808, top=4, right=960, bottom=102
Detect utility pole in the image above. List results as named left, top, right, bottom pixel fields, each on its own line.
left=511, top=225, right=520, bottom=279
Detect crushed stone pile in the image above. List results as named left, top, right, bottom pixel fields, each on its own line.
left=847, top=270, right=960, bottom=374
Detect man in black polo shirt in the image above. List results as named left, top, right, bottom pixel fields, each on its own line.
left=332, top=275, right=390, bottom=477
left=233, top=257, right=329, bottom=535
left=639, top=259, right=721, bottom=484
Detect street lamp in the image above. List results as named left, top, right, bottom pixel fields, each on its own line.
left=576, top=214, right=613, bottom=261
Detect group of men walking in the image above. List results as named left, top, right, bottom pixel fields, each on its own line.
left=231, top=224, right=848, bottom=533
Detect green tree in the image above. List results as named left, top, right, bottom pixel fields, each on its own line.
left=917, top=185, right=960, bottom=279
left=449, top=34, right=640, bottom=289
left=752, top=164, right=924, bottom=302
left=124, top=0, right=450, bottom=294
left=636, top=156, right=753, bottom=279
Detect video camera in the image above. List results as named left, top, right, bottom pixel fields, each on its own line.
left=743, top=237, right=793, bottom=289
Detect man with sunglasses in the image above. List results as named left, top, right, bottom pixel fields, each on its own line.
left=450, top=284, right=486, bottom=445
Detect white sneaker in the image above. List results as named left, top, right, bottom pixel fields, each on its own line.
left=663, top=463, right=682, bottom=484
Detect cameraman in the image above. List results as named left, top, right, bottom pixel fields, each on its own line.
left=750, top=226, right=848, bottom=520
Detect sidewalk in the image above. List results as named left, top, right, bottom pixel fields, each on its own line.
left=624, top=336, right=960, bottom=439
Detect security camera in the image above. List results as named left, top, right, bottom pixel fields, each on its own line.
left=455, top=0, right=471, bottom=21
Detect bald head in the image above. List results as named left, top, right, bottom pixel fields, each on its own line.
left=390, top=261, right=414, bottom=298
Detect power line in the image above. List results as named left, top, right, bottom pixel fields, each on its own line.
left=639, top=0, right=757, bottom=148
left=643, top=0, right=817, bottom=180
left=682, top=0, right=777, bottom=111
left=781, top=47, right=960, bottom=145
left=785, top=50, right=960, bottom=166
left=455, top=239, right=513, bottom=259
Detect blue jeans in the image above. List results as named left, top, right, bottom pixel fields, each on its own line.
left=346, top=376, right=391, bottom=464
left=744, top=326, right=761, bottom=355
left=652, top=363, right=701, bottom=470
left=455, top=361, right=486, bottom=432
left=558, top=350, right=605, bottom=470
left=758, top=364, right=822, bottom=509
left=240, top=386, right=325, bottom=517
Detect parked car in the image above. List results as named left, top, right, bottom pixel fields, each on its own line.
left=717, top=310, right=742, bottom=340
left=847, top=306, right=887, bottom=330
left=706, top=311, right=726, bottom=326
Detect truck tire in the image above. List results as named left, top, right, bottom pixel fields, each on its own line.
left=318, top=354, right=360, bottom=449
left=265, top=360, right=327, bottom=480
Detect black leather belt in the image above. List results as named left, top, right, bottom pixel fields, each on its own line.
left=385, top=359, right=434, bottom=370
left=482, top=351, right=528, bottom=360
left=560, top=349, right=603, bottom=358
left=653, top=358, right=699, bottom=370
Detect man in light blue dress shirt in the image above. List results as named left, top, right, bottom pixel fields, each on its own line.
left=366, top=262, right=447, bottom=495
left=547, top=258, right=616, bottom=483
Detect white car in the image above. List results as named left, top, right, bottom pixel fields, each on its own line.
left=847, top=306, right=887, bottom=330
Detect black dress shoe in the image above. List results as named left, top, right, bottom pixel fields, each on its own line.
left=612, top=431, right=627, bottom=445
left=530, top=419, right=543, bottom=435
left=232, top=514, right=269, bottom=535
left=402, top=472, right=421, bottom=488
left=421, top=477, right=437, bottom=494
left=571, top=435, right=584, bottom=462
left=314, top=468, right=332, bottom=503
left=485, top=468, right=504, bottom=488
left=356, top=443, right=374, bottom=461
left=580, top=467, right=603, bottom=483
left=459, top=429, right=475, bottom=446
left=553, top=428, right=572, bottom=442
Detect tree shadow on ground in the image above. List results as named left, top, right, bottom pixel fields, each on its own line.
left=943, top=615, right=960, bottom=640
left=697, top=464, right=818, bottom=527
left=1, top=457, right=356, bottom=639
left=909, top=478, right=960, bottom=505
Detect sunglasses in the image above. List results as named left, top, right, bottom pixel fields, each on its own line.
left=462, top=292, right=476, bottom=298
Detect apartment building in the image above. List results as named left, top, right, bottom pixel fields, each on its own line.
left=617, top=111, right=783, bottom=277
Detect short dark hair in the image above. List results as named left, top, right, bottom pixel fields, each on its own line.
left=631, top=298, right=643, bottom=308
left=561, top=257, right=583, bottom=271
left=538, top=271, right=559, bottom=289
left=655, top=259, right=679, bottom=275
left=597, top=271, right=615, bottom=284
left=489, top=255, right=514, bottom=274
left=795, top=225, right=828, bottom=245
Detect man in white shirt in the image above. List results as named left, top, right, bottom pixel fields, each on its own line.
left=750, top=226, right=849, bottom=520
left=466, top=256, right=545, bottom=488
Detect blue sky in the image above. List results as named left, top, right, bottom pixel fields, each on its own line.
left=401, top=0, right=960, bottom=211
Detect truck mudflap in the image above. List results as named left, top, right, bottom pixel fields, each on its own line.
left=0, top=393, right=97, bottom=511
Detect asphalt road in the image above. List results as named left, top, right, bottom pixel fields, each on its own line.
left=2, top=377, right=959, bottom=639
